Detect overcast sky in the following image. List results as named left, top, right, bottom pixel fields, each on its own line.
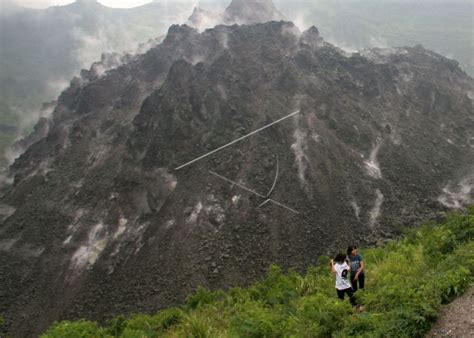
left=9, top=1, right=156, bottom=8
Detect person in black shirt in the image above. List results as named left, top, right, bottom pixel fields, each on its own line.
left=347, top=245, right=365, bottom=292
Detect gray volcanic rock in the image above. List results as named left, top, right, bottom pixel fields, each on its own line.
left=0, top=21, right=473, bottom=336
left=224, top=0, right=285, bottom=25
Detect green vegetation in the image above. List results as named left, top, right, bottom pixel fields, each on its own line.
left=42, top=208, right=473, bottom=337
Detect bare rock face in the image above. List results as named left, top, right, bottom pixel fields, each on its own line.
left=0, top=21, right=473, bottom=337
left=223, top=0, right=286, bottom=25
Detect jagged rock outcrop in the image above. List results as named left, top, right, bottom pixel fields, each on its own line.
left=0, top=21, right=473, bottom=337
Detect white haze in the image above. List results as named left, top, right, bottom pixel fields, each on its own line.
left=1, top=1, right=224, bottom=9
left=1, top=0, right=202, bottom=169
left=4, top=1, right=153, bottom=9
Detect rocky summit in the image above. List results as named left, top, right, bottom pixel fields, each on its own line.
left=0, top=18, right=473, bottom=337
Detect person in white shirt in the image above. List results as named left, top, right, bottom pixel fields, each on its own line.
left=331, top=253, right=356, bottom=306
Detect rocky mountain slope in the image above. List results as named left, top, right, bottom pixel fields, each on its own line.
left=2, top=0, right=473, bottom=172
left=0, top=0, right=196, bottom=167
left=0, top=9, right=473, bottom=338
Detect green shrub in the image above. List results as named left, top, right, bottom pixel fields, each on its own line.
left=227, top=287, right=251, bottom=306
left=175, top=311, right=222, bottom=338
left=420, top=226, right=457, bottom=260
left=301, top=266, right=334, bottom=299
left=443, top=241, right=474, bottom=275
left=120, top=327, right=148, bottom=338
left=383, top=307, right=434, bottom=337
left=121, top=308, right=184, bottom=336
left=124, top=314, right=158, bottom=333
left=41, top=319, right=103, bottom=338
left=248, top=265, right=299, bottom=308
left=446, top=208, right=474, bottom=243
left=153, top=307, right=185, bottom=331
left=286, top=294, right=353, bottom=337
left=338, top=312, right=384, bottom=338
left=229, top=301, right=283, bottom=337
left=437, top=266, right=471, bottom=303
left=105, top=315, right=126, bottom=337
left=187, top=288, right=226, bottom=309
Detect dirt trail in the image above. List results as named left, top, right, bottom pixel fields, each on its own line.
left=427, top=286, right=474, bottom=337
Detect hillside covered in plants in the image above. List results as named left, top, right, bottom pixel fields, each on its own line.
left=41, top=208, right=473, bottom=337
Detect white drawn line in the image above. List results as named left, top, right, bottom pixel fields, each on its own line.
left=266, top=155, right=279, bottom=197
left=209, top=171, right=266, bottom=198
left=208, top=171, right=299, bottom=214
left=175, top=110, right=301, bottom=170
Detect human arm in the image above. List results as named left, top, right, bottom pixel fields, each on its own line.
left=330, top=259, right=336, bottom=274
left=353, top=260, right=365, bottom=280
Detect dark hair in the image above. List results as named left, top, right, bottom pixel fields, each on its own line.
left=347, top=245, right=357, bottom=256
left=334, top=253, right=347, bottom=264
